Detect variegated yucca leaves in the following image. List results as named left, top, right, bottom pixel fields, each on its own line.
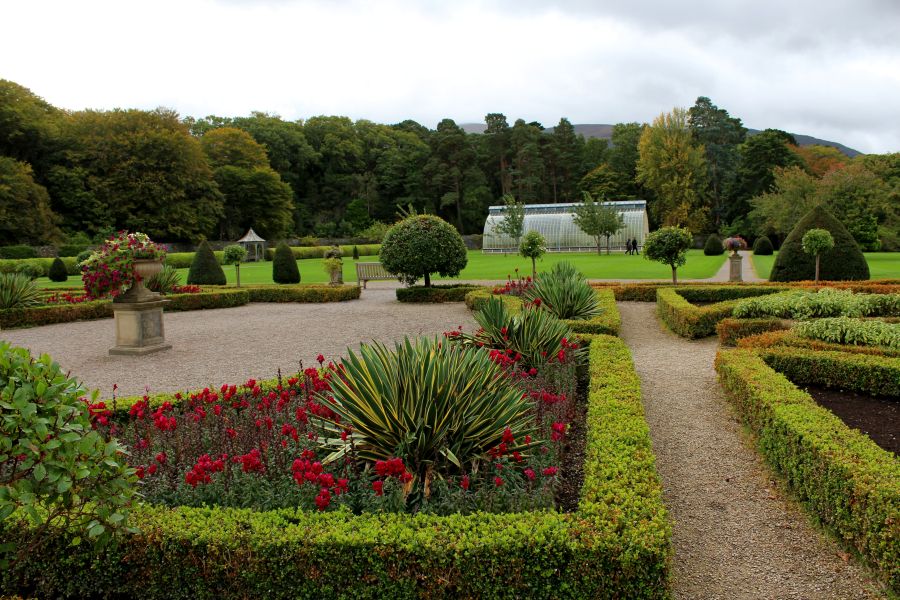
left=147, top=265, right=181, bottom=293
left=523, top=261, right=600, bottom=320
left=0, top=272, right=42, bottom=309
left=315, top=336, right=537, bottom=478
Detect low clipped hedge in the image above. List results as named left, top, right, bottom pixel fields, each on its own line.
left=0, top=336, right=670, bottom=599
left=0, top=244, right=37, bottom=259
left=715, top=349, right=899, bottom=592
left=264, top=244, right=381, bottom=261
left=464, top=289, right=524, bottom=312
left=757, top=346, right=900, bottom=398
left=657, top=287, right=793, bottom=339
left=396, top=284, right=484, bottom=303
left=243, top=284, right=360, bottom=303
left=716, top=317, right=789, bottom=346
left=737, top=330, right=900, bottom=358
left=165, top=251, right=225, bottom=269
left=594, top=280, right=900, bottom=303
left=0, top=257, right=79, bottom=276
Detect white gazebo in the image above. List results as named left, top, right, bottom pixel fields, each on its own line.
left=236, top=228, right=266, bottom=262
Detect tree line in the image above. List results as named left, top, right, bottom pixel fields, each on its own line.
left=1, top=79, right=897, bottom=250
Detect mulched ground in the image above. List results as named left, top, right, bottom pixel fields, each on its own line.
left=555, top=372, right=587, bottom=513
left=804, top=386, right=899, bottom=454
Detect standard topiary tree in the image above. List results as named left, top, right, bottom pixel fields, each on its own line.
left=272, top=242, right=301, bottom=284
left=703, top=234, right=724, bottom=256
left=802, top=228, right=834, bottom=283
left=222, top=244, right=248, bottom=287
left=380, top=215, right=468, bottom=287
left=752, top=235, right=774, bottom=255
left=769, top=205, right=869, bottom=282
left=187, top=240, right=226, bottom=285
left=519, top=230, right=547, bottom=278
left=642, top=226, right=693, bottom=284
left=48, top=257, right=68, bottom=282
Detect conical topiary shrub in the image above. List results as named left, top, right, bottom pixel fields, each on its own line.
left=186, top=240, right=226, bottom=285
left=703, top=234, right=724, bottom=256
left=272, top=242, right=300, bottom=284
left=769, top=205, right=869, bottom=282
left=752, top=235, right=774, bottom=255
left=48, top=257, right=69, bottom=282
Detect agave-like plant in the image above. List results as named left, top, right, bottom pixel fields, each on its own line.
left=523, top=261, right=600, bottom=320
left=147, top=265, right=181, bottom=294
left=315, top=337, right=537, bottom=486
left=0, top=273, right=43, bottom=309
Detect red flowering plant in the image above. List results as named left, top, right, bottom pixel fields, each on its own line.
left=80, top=231, right=166, bottom=299
left=492, top=268, right=533, bottom=296
left=723, top=236, right=748, bottom=253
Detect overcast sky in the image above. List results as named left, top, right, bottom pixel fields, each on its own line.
left=3, top=0, right=899, bottom=153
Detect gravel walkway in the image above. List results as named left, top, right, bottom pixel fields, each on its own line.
left=0, top=286, right=474, bottom=398
left=618, top=301, right=882, bottom=599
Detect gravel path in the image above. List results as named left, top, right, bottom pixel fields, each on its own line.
left=618, top=301, right=882, bottom=600
left=0, top=286, right=474, bottom=398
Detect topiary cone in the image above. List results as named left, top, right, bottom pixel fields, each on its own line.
left=769, top=205, right=869, bottom=282
left=187, top=240, right=226, bottom=285
left=48, top=257, right=69, bottom=282
left=272, top=242, right=300, bottom=284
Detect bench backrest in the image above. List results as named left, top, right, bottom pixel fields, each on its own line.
left=355, top=262, right=392, bottom=278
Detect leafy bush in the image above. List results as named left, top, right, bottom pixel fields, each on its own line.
left=642, top=226, right=693, bottom=283
left=272, top=242, right=301, bottom=284
left=165, top=251, right=225, bottom=269
left=752, top=235, right=774, bottom=255
left=57, top=244, right=90, bottom=257
left=519, top=230, right=546, bottom=277
left=0, top=273, right=42, bottom=309
left=357, top=220, right=391, bottom=242
left=263, top=245, right=381, bottom=261
left=395, top=284, right=482, bottom=303
left=0, top=342, right=135, bottom=567
left=14, top=263, right=43, bottom=280
left=716, top=317, right=788, bottom=346
left=523, top=262, right=600, bottom=321
left=770, top=205, right=869, bottom=282
left=146, top=265, right=181, bottom=294
left=703, top=234, right=724, bottom=256
left=380, top=215, right=467, bottom=286
left=187, top=240, right=226, bottom=286
left=75, top=250, right=93, bottom=266
left=81, top=232, right=166, bottom=298
left=222, top=244, right=247, bottom=265
left=793, top=317, right=900, bottom=350
left=0, top=245, right=36, bottom=259
left=715, top=349, right=899, bottom=591
left=47, top=257, right=68, bottom=282
left=733, top=288, right=900, bottom=320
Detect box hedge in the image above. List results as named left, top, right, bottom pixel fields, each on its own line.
left=757, top=346, right=900, bottom=398
left=716, top=317, right=789, bottom=346
left=715, top=349, right=899, bottom=592
left=243, top=284, right=360, bottom=303
left=264, top=244, right=381, bottom=261
left=0, top=257, right=79, bottom=277
left=0, top=336, right=671, bottom=599
left=187, top=241, right=227, bottom=286
left=655, top=288, right=779, bottom=339
left=396, top=284, right=484, bottom=303
left=0, top=245, right=37, bottom=259
left=737, top=329, right=900, bottom=358
left=593, top=281, right=900, bottom=303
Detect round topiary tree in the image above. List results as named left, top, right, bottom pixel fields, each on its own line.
left=752, top=235, right=774, bottom=255
left=703, top=234, right=724, bottom=256
left=272, top=242, right=300, bottom=284
left=769, top=205, right=869, bottom=282
left=187, top=240, right=226, bottom=285
left=519, top=230, right=547, bottom=278
left=802, top=228, right=834, bottom=283
left=380, top=215, right=468, bottom=287
left=222, top=244, right=248, bottom=287
left=642, top=226, right=693, bottom=284
left=48, top=257, right=68, bottom=282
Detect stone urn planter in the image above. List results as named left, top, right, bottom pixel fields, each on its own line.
left=116, top=258, right=163, bottom=303
left=109, top=258, right=171, bottom=356
left=723, top=237, right=748, bottom=282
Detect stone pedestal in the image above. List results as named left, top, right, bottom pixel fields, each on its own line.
left=109, top=299, right=172, bottom=356
left=729, top=253, right=743, bottom=282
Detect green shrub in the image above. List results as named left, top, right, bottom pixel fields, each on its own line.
left=715, top=349, right=899, bottom=591
left=0, top=300, right=112, bottom=329
left=0, top=245, right=36, bottom=259
left=716, top=317, right=788, bottom=346
left=655, top=287, right=784, bottom=339
left=0, top=273, right=42, bottom=309
left=562, top=289, right=620, bottom=336
left=146, top=265, right=181, bottom=293
left=519, top=230, right=547, bottom=277
left=272, top=242, right=301, bottom=284
left=352, top=245, right=359, bottom=260
left=752, top=235, right=774, bottom=255
left=186, top=241, right=226, bottom=286
left=165, top=251, right=225, bottom=269
left=243, top=285, right=359, bottom=303
left=794, top=317, right=900, bottom=350
left=759, top=346, right=900, bottom=398
left=703, top=234, right=724, bottom=256
left=737, top=329, right=900, bottom=358
left=770, top=205, right=869, bottom=282
left=0, top=342, right=135, bottom=567
left=733, top=288, right=900, bottom=320
left=380, top=215, right=467, bottom=287
left=14, top=263, right=43, bottom=280
left=395, top=284, right=482, bottom=303
left=464, top=288, right=523, bottom=312
left=47, top=257, right=68, bottom=282
left=75, top=250, right=93, bottom=266
left=164, top=290, right=250, bottom=312
left=524, top=262, right=600, bottom=321
left=57, top=244, right=90, bottom=257
left=263, top=245, right=381, bottom=261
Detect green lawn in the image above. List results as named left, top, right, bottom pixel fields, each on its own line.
left=37, top=250, right=726, bottom=289
left=751, top=252, right=899, bottom=280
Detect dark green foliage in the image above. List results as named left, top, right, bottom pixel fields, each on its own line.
left=352, top=245, right=359, bottom=260
left=47, top=257, right=68, bottom=281
left=57, top=244, right=89, bottom=257
left=244, top=285, right=358, bottom=302
left=395, top=284, right=482, bottom=303
left=703, top=234, right=724, bottom=255
left=770, top=205, right=869, bottom=281
left=13, top=263, right=43, bottom=280
left=380, top=215, right=468, bottom=286
left=186, top=240, right=226, bottom=285
left=761, top=346, right=900, bottom=398
left=752, top=235, right=774, bottom=255
left=272, top=242, right=300, bottom=284
left=0, top=245, right=36, bottom=259
left=657, top=287, right=784, bottom=339
left=75, top=250, right=93, bottom=265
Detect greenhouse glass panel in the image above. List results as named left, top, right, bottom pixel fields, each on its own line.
left=482, top=201, right=650, bottom=253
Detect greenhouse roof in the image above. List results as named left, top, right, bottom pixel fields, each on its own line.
left=486, top=200, right=647, bottom=215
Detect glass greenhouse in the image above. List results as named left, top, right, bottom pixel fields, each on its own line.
left=482, top=201, right=650, bottom=253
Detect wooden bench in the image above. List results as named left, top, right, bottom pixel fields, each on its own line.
left=355, top=262, right=394, bottom=288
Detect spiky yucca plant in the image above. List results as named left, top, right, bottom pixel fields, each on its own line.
left=315, top=337, right=536, bottom=485
left=0, top=273, right=42, bottom=309
left=523, top=261, right=600, bottom=320
left=147, top=265, right=181, bottom=294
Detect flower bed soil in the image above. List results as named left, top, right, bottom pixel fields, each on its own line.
left=804, top=385, right=899, bottom=454
left=556, top=372, right=587, bottom=512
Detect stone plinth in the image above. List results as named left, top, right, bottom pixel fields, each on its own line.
left=109, top=299, right=172, bottom=356
left=729, top=253, right=743, bottom=282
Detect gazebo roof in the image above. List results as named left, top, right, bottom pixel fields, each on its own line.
left=236, top=228, right=266, bottom=243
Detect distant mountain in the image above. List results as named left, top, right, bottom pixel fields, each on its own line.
left=459, top=123, right=861, bottom=157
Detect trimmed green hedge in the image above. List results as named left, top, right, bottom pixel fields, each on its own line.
left=656, top=289, right=741, bottom=339
left=0, top=336, right=671, bottom=599
left=0, top=257, right=79, bottom=276
left=165, top=251, right=225, bottom=269
left=0, top=245, right=37, bottom=259
left=396, top=284, right=484, bottom=303
left=265, top=244, right=381, bottom=261
left=594, top=281, right=900, bottom=303
left=715, top=349, right=899, bottom=592
left=464, top=289, right=524, bottom=312
left=716, top=317, right=789, bottom=346
left=737, top=329, right=900, bottom=358
left=243, top=285, right=360, bottom=303
left=757, top=347, right=900, bottom=398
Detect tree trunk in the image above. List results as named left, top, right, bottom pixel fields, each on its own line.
left=531, top=257, right=536, bottom=279
left=236, top=264, right=241, bottom=288
left=424, top=272, right=431, bottom=287
left=606, top=235, right=611, bottom=255
left=671, top=266, right=678, bottom=284
left=596, top=237, right=602, bottom=255
left=814, top=255, right=820, bottom=283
